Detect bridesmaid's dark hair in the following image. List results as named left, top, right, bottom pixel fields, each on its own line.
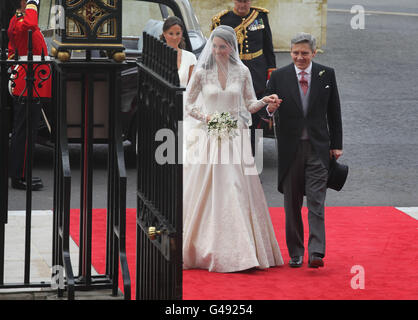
left=160, top=16, right=186, bottom=49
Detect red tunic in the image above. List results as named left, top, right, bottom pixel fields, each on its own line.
left=8, top=5, right=51, bottom=98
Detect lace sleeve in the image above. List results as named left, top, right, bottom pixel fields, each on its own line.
left=243, top=67, right=266, bottom=113
left=184, top=70, right=207, bottom=122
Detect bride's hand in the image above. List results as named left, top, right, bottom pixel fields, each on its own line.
left=262, top=94, right=277, bottom=105
left=263, top=94, right=282, bottom=113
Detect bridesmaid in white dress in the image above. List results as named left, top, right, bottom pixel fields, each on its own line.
left=160, top=16, right=197, bottom=86
left=182, top=25, right=284, bottom=273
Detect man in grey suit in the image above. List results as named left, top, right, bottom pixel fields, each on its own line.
left=264, top=33, right=343, bottom=268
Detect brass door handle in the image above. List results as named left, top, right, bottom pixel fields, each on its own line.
left=148, top=226, right=161, bottom=240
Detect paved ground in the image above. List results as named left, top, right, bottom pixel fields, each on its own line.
left=0, top=211, right=124, bottom=300
left=261, top=0, right=418, bottom=207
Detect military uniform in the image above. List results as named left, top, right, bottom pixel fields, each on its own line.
left=211, top=6, right=276, bottom=153
left=8, top=3, right=51, bottom=98
left=211, top=6, right=276, bottom=96
left=8, top=2, right=51, bottom=187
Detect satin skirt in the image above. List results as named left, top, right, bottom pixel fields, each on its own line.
left=183, top=131, right=283, bottom=272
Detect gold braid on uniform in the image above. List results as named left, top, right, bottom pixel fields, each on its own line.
left=210, top=7, right=269, bottom=55
left=210, top=9, right=229, bottom=32
left=251, top=6, right=269, bottom=14
left=234, top=10, right=259, bottom=55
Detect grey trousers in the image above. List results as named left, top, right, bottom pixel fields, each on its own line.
left=282, top=140, right=328, bottom=259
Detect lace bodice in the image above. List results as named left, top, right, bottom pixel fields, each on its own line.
left=184, top=63, right=265, bottom=126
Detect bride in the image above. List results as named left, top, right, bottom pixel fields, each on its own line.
left=182, top=25, right=283, bottom=273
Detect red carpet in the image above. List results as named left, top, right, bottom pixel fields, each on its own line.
left=69, top=207, right=418, bottom=300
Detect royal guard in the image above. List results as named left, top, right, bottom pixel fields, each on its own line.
left=211, top=0, right=277, bottom=154
left=8, top=0, right=51, bottom=190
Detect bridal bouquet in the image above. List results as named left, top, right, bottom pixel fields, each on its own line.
left=207, top=111, right=238, bottom=140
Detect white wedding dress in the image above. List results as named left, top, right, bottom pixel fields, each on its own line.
left=183, top=62, right=283, bottom=273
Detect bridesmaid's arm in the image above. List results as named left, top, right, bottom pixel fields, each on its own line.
left=187, top=65, right=194, bottom=84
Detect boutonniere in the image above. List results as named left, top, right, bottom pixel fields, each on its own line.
left=319, top=70, right=326, bottom=77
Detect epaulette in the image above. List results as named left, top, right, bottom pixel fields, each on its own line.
left=211, top=9, right=230, bottom=31
left=251, top=6, right=269, bottom=14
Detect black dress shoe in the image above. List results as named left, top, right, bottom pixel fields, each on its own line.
left=289, top=256, right=303, bottom=268
left=308, top=254, right=324, bottom=268
left=11, top=177, right=43, bottom=191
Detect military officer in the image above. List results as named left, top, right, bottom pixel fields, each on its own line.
left=211, top=0, right=276, bottom=155
left=8, top=0, right=51, bottom=190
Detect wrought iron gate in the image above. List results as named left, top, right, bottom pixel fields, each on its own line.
left=136, top=32, right=183, bottom=300
left=0, top=26, right=130, bottom=299
left=0, top=29, right=53, bottom=291
left=52, top=59, right=131, bottom=300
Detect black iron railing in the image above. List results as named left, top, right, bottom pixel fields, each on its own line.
left=52, top=58, right=131, bottom=300
left=1, top=27, right=185, bottom=302
left=52, top=64, right=75, bottom=298
left=1, top=27, right=131, bottom=299
left=0, top=29, right=53, bottom=290
left=136, top=32, right=183, bottom=300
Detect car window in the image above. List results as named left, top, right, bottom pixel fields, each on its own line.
left=38, top=0, right=51, bottom=31
left=38, top=0, right=205, bottom=57
left=123, top=0, right=174, bottom=37
left=173, top=0, right=200, bottom=33
left=38, top=0, right=173, bottom=35
left=172, top=0, right=205, bottom=54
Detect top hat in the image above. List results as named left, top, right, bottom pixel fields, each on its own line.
left=327, top=156, right=348, bottom=191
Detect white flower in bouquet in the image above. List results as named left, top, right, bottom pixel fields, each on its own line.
left=207, top=111, right=238, bottom=140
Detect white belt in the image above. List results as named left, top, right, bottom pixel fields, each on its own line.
left=17, top=55, right=51, bottom=61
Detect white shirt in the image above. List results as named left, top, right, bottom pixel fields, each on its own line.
left=266, top=62, right=314, bottom=117
left=295, top=63, right=312, bottom=139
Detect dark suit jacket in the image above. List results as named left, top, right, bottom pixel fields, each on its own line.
left=264, top=62, right=343, bottom=193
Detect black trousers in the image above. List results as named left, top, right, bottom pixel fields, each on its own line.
left=9, top=99, right=41, bottom=179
